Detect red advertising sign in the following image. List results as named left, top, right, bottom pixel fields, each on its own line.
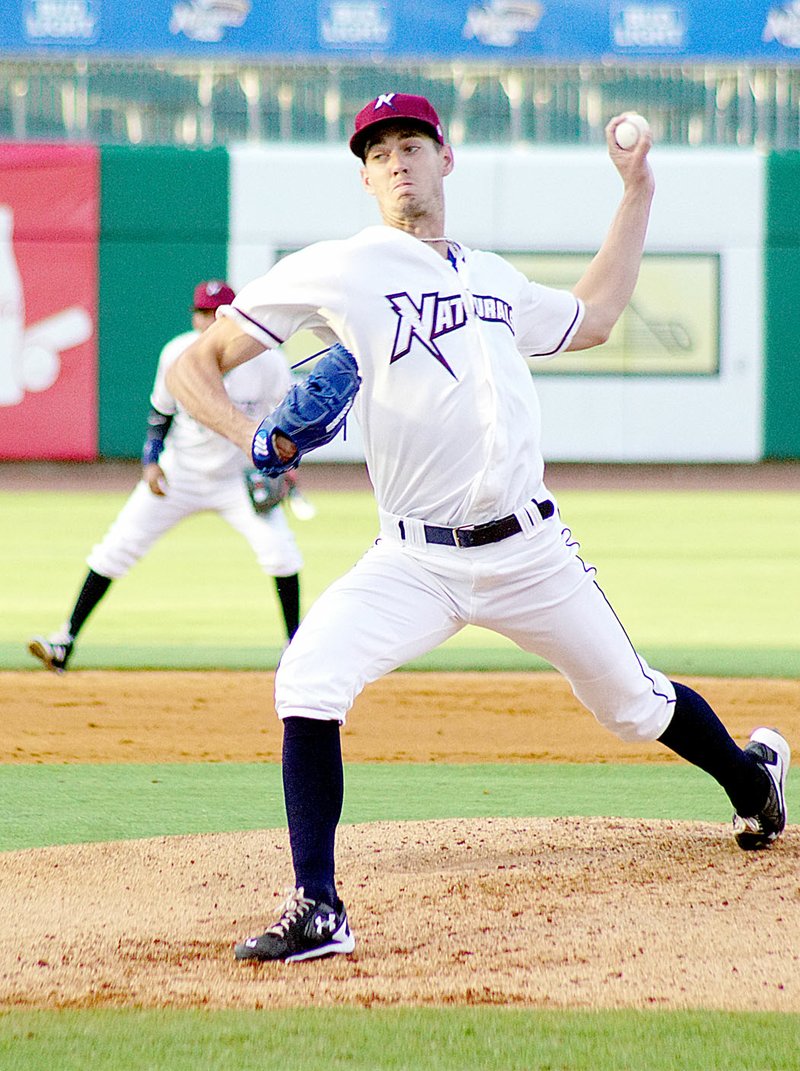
left=0, top=144, right=99, bottom=459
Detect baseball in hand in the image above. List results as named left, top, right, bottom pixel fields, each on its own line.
left=614, top=113, right=650, bottom=150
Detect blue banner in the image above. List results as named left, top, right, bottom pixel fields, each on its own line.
left=2, top=0, right=800, bottom=61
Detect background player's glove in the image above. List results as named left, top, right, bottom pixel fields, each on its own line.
left=251, top=343, right=360, bottom=476
left=244, top=469, right=289, bottom=513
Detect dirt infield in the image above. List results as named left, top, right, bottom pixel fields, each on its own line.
left=1, top=669, right=798, bottom=1011
left=2, top=670, right=799, bottom=765
left=4, top=458, right=800, bottom=494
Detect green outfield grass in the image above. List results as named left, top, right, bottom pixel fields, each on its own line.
left=2, top=486, right=799, bottom=675
left=9, top=760, right=798, bottom=852
left=1, top=1007, right=798, bottom=1071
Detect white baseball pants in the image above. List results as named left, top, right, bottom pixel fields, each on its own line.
left=276, top=504, right=675, bottom=743
left=87, top=471, right=303, bottom=579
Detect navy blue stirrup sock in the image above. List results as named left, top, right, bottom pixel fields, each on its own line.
left=274, top=573, right=300, bottom=640
left=658, top=681, right=769, bottom=815
left=68, top=569, right=112, bottom=637
left=281, top=716, right=343, bottom=905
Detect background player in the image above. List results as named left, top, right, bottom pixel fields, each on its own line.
left=166, top=95, right=790, bottom=963
left=28, top=279, right=304, bottom=673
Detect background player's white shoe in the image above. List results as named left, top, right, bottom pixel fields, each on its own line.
left=28, top=628, right=74, bottom=673
left=286, top=484, right=317, bottom=520
left=733, top=727, right=790, bottom=849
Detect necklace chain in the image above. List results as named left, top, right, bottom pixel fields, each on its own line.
left=419, top=236, right=449, bottom=243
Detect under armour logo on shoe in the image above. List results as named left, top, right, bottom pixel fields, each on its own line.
left=374, top=93, right=396, bottom=112
left=314, top=913, right=337, bottom=936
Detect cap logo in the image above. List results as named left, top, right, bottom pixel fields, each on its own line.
left=374, top=93, right=397, bottom=111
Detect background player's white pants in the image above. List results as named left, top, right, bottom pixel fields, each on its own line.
left=87, top=471, right=303, bottom=579
left=276, top=507, right=675, bottom=743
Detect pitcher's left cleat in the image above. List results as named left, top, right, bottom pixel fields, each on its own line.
left=234, top=887, right=355, bottom=962
left=733, top=727, right=790, bottom=849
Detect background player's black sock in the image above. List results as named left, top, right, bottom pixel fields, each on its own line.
left=274, top=573, right=300, bottom=640
left=282, top=716, right=343, bottom=905
left=67, top=569, right=113, bottom=638
left=658, top=681, right=769, bottom=815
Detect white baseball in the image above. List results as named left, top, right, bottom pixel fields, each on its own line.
left=614, top=113, right=650, bottom=150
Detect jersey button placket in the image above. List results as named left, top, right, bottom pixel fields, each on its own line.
left=459, top=267, right=501, bottom=509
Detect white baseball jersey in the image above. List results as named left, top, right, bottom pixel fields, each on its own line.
left=86, top=328, right=302, bottom=581
left=222, top=225, right=583, bottom=527
left=220, top=224, right=674, bottom=744
left=150, top=328, right=293, bottom=481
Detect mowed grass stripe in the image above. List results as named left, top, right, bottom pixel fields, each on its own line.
left=4, top=762, right=798, bottom=852
left=0, top=1007, right=798, bottom=1071
left=3, top=641, right=800, bottom=676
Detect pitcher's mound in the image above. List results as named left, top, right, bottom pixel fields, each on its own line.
left=1, top=817, right=797, bottom=1012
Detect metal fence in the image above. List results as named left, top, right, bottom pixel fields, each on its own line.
left=3, top=58, right=800, bottom=148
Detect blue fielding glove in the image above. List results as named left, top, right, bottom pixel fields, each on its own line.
left=251, top=343, right=361, bottom=476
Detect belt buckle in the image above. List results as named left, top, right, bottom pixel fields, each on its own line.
left=452, top=525, right=473, bottom=548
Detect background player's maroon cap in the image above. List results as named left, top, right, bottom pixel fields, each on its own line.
left=350, top=93, right=445, bottom=160
left=193, top=280, right=235, bottom=310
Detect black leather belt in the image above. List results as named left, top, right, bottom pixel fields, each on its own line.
left=399, top=499, right=554, bottom=549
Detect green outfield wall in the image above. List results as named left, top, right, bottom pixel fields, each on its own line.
left=764, top=153, right=800, bottom=459
left=98, top=146, right=229, bottom=456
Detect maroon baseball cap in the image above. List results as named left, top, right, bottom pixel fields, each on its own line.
left=193, top=279, right=235, bottom=310
left=350, top=92, right=445, bottom=159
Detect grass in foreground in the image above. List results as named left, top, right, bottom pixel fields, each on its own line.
left=0, top=1007, right=798, bottom=1071
left=0, top=761, right=775, bottom=852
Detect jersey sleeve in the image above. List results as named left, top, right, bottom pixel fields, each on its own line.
left=218, top=244, right=341, bottom=351
left=149, top=330, right=198, bottom=415
left=514, top=276, right=585, bottom=361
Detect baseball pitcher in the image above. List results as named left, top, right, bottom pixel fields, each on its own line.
left=166, top=97, right=790, bottom=964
